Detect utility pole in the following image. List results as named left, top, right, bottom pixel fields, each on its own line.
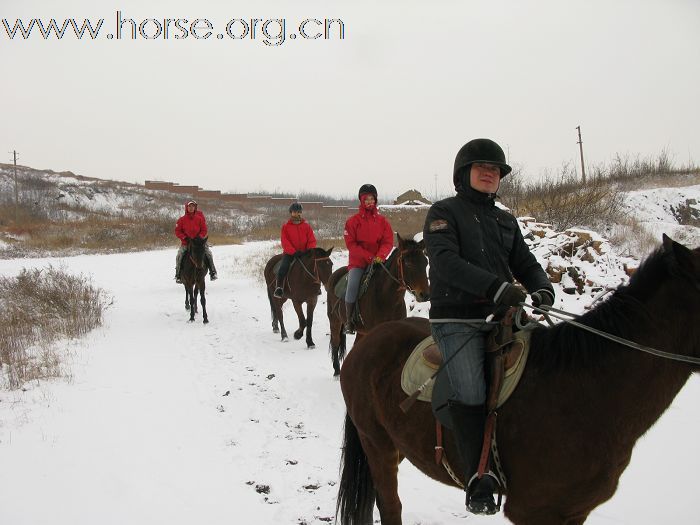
left=12, top=150, right=19, bottom=222
left=575, top=126, right=586, bottom=184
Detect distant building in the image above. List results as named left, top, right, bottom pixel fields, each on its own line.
left=393, top=189, right=431, bottom=206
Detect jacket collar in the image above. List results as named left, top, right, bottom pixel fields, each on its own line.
left=456, top=185, right=496, bottom=207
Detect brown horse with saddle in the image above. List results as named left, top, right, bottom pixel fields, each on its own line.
left=326, top=233, right=430, bottom=376
left=264, top=247, right=334, bottom=349
left=337, top=236, right=700, bottom=524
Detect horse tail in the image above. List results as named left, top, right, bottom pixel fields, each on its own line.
left=336, top=412, right=376, bottom=525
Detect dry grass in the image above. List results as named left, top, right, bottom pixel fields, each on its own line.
left=0, top=266, right=107, bottom=389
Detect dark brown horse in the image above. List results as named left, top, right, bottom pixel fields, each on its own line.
left=326, top=233, right=430, bottom=376
left=337, top=235, right=700, bottom=525
left=181, top=236, right=209, bottom=324
left=264, top=247, right=334, bottom=348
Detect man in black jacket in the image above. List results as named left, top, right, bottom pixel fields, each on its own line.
left=423, top=138, right=554, bottom=515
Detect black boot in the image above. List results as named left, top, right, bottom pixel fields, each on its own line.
left=273, top=280, right=284, bottom=298
left=344, top=301, right=356, bottom=334
left=448, top=403, right=499, bottom=515
left=206, top=254, right=218, bottom=280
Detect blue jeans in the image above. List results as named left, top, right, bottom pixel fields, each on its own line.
left=345, top=267, right=365, bottom=303
left=430, top=321, right=495, bottom=406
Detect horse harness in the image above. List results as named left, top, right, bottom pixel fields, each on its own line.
left=277, top=254, right=330, bottom=295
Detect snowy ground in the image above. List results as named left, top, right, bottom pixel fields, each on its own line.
left=0, top=242, right=699, bottom=525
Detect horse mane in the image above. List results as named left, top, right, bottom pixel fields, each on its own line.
left=386, top=238, right=421, bottom=266
left=528, top=246, right=673, bottom=372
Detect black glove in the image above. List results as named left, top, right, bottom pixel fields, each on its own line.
left=493, top=282, right=526, bottom=307
left=531, top=289, right=554, bottom=308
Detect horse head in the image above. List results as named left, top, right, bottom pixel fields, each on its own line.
left=395, top=233, right=430, bottom=302
left=309, top=246, right=334, bottom=290
left=187, top=236, right=208, bottom=269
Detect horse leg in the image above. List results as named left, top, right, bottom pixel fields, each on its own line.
left=304, top=297, right=317, bottom=349
left=267, top=287, right=280, bottom=333
left=328, top=301, right=345, bottom=376
left=188, top=286, right=196, bottom=322
left=193, top=286, right=199, bottom=314
left=275, top=300, right=288, bottom=341
left=357, top=428, right=403, bottom=525
left=184, top=285, right=189, bottom=310
left=199, top=282, right=208, bottom=324
left=291, top=300, right=307, bottom=341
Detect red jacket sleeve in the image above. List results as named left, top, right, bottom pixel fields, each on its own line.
left=281, top=223, right=295, bottom=255
left=377, top=216, right=394, bottom=260
left=305, top=223, right=317, bottom=250
left=175, top=217, right=187, bottom=243
left=198, top=212, right=208, bottom=238
left=344, top=216, right=374, bottom=266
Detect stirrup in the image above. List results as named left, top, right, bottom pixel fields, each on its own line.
left=344, top=322, right=356, bottom=334
left=210, top=272, right=218, bottom=281
left=175, top=275, right=182, bottom=284
left=273, top=287, right=284, bottom=298
left=466, top=471, right=502, bottom=515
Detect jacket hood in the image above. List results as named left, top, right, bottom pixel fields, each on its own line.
left=184, top=200, right=198, bottom=214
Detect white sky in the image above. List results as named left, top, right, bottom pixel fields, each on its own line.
left=1, top=0, right=699, bottom=198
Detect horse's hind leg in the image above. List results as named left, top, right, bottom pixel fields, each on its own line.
left=199, top=284, right=208, bottom=324
left=357, top=429, right=403, bottom=525
left=193, top=287, right=199, bottom=314
left=274, top=301, right=288, bottom=341
left=184, top=286, right=189, bottom=310
left=291, top=300, right=307, bottom=341
left=188, top=287, right=196, bottom=322
left=267, top=287, right=280, bottom=333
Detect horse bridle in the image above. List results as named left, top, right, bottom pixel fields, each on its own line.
left=187, top=242, right=205, bottom=271
left=377, top=249, right=420, bottom=295
left=294, top=254, right=331, bottom=285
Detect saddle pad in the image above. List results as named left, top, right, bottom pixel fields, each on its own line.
left=334, top=273, right=349, bottom=298
left=400, top=330, right=532, bottom=408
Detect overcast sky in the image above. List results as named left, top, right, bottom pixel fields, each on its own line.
left=2, top=0, right=698, bottom=199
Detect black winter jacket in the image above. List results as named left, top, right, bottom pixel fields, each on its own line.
left=423, top=187, right=553, bottom=319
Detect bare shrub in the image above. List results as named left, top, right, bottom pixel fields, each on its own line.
left=0, top=266, right=107, bottom=389
left=604, top=217, right=659, bottom=258
left=500, top=164, right=624, bottom=231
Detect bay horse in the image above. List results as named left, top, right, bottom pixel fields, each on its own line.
left=326, top=233, right=430, bottom=376
left=337, top=235, right=700, bottom=525
left=180, top=236, right=209, bottom=324
left=264, top=247, right=334, bottom=349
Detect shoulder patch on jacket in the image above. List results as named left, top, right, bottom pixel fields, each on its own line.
left=428, top=219, right=449, bottom=232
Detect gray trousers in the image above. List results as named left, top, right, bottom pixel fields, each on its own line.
left=344, top=267, right=365, bottom=303
left=430, top=321, right=495, bottom=405
left=176, top=245, right=214, bottom=272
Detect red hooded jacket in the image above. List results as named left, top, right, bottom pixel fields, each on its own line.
left=175, top=201, right=208, bottom=246
left=281, top=219, right=317, bottom=255
left=344, top=205, right=394, bottom=270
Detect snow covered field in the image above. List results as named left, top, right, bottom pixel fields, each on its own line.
left=0, top=240, right=698, bottom=525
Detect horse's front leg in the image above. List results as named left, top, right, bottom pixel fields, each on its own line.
left=188, top=286, right=196, bottom=322
left=291, top=300, right=307, bottom=341
left=304, top=296, right=318, bottom=349
left=184, top=285, right=190, bottom=310
left=193, top=286, right=199, bottom=314
left=199, top=283, right=208, bottom=324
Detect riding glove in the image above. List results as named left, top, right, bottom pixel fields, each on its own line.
left=492, top=282, right=526, bottom=307
left=531, top=289, right=555, bottom=308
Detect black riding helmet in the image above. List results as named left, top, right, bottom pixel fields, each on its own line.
left=358, top=184, right=378, bottom=200
left=453, top=138, right=512, bottom=188
left=289, top=202, right=303, bottom=213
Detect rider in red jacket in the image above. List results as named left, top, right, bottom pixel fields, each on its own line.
left=175, top=200, right=217, bottom=282
left=274, top=202, right=318, bottom=298
left=343, top=184, right=394, bottom=332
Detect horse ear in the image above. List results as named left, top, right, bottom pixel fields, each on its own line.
left=325, top=246, right=334, bottom=256
left=418, top=238, right=425, bottom=251
left=662, top=234, right=674, bottom=252
left=667, top=236, right=697, bottom=273
left=396, top=232, right=404, bottom=245
left=203, top=236, right=208, bottom=243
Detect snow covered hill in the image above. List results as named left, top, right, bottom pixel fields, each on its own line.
left=0, top=238, right=699, bottom=525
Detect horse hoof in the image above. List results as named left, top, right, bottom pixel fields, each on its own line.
left=307, top=344, right=316, bottom=349
left=293, top=332, right=303, bottom=340
left=203, top=319, right=209, bottom=324
left=333, top=369, right=340, bottom=377
left=273, top=328, right=279, bottom=334
left=281, top=336, right=289, bottom=342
